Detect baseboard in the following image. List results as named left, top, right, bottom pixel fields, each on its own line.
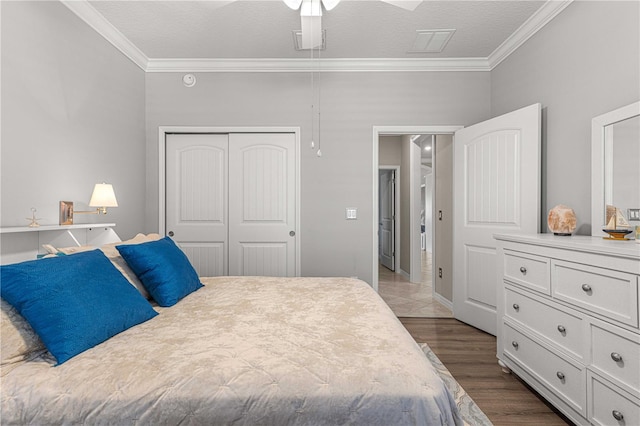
left=398, top=268, right=410, bottom=279
left=433, top=292, right=453, bottom=310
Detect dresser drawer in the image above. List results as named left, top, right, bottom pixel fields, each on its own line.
left=503, top=323, right=585, bottom=415
left=504, top=250, right=550, bottom=295
left=588, top=373, right=640, bottom=426
left=590, top=322, right=640, bottom=393
left=552, top=260, right=639, bottom=327
left=505, top=287, right=584, bottom=360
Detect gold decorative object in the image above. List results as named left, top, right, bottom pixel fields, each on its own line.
left=603, top=204, right=632, bottom=240
left=26, top=208, right=41, bottom=228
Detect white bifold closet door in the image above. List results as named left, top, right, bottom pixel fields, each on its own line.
left=165, top=132, right=296, bottom=278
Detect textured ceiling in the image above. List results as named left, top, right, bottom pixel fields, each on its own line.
left=88, top=0, right=545, bottom=59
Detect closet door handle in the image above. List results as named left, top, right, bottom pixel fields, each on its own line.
left=289, top=231, right=296, bottom=237
left=168, top=231, right=175, bottom=237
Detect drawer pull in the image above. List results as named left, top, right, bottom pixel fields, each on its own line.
left=512, top=303, right=520, bottom=311
left=610, top=352, right=623, bottom=363
left=612, top=410, right=624, bottom=421
left=519, top=266, right=527, bottom=275
left=581, top=283, right=592, bottom=293
left=511, top=341, right=519, bottom=349
left=557, top=325, right=566, bottom=333
left=556, top=371, right=565, bottom=381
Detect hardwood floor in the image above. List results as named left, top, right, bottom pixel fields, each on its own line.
left=400, top=318, right=574, bottom=426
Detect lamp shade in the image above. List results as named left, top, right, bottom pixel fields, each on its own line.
left=89, top=183, right=118, bottom=208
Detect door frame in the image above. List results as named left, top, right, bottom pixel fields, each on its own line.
left=372, top=126, right=462, bottom=292
left=159, top=126, right=301, bottom=276
left=378, top=165, right=400, bottom=273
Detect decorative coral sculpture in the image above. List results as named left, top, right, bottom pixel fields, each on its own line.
left=547, top=204, right=577, bottom=236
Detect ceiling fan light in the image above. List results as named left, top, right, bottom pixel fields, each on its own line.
left=283, top=0, right=303, bottom=10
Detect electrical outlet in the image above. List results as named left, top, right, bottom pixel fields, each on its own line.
left=628, top=208, right=640, bottom=221
left=438, top=267, right=443, bottom=278
left=346, top=208, right=357, bottom=220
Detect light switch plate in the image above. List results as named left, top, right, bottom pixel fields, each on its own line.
left=346, top=208, right=357, bottom=220
left=629, top=208, right=640, bottom=221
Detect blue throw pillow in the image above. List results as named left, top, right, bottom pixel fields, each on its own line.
left=0, top=250, right=158, bottom=365
left=116, top=236, right=203, bottom=307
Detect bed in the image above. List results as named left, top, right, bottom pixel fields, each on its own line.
left=1, top=236, right=462, bottom=425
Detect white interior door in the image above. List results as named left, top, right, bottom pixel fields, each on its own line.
left=228, top=133, right=296, bottom=276
left=453, top=103, right=541, bottom=335
left=166, top=134, right=229, bottom=276
left=379, top=169, right=395, bottom=271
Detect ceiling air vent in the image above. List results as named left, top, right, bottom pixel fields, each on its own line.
left=407, top=29, right=455, bottom=53
left=292, top=30, right=327, bottom=50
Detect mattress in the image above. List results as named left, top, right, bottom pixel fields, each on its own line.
left=1, top=276, right=461, bottom=425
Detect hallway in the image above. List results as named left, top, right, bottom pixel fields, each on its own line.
left=378, top=251, right=453, bottom=317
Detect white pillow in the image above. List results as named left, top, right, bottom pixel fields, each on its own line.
left=0, top=299, right=46, bottom=374
left=47, top=233, right=162, bottom=299
left=99, top=233, right=161, bottom=299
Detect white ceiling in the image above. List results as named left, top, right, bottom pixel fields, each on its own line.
left=87, top=0, right=547, bottom=60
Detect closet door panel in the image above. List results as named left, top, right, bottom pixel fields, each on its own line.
left=165, top=133, right=229, bottom=276
left=228, top=133, right=296, bottom=277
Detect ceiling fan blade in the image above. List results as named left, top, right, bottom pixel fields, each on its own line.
left=380, top=0, right=423, bottom=11
left=321, top=0, right=341, bottom=11
left=283, top=0, right=304, bottom=10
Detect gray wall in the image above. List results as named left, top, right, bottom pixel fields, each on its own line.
left=379, top=136, right=402, bottom=166
left=491, top=1, right=640, bottom=234
left=434, top=134, right=453, bottom=302
left=399, top=135, right=411, bottom=275
left=145, top=72, right=491, bottom=284
left=8, top=1, right=633, bottom=284
left=1, top=1, right=146, bottom=240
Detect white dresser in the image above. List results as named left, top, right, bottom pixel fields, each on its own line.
left=495, top=234, right=640, bottom=426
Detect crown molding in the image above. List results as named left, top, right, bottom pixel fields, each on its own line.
left=61, top=0, right=148, bottom=71
left=145, top=57, right=491, bottom=72
left=488, top=0, right=574, bottom=70
left=61, top=0, right=570, bottom=73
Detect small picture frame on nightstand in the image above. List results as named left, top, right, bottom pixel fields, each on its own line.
left=59, top=201, right=74, bottom=225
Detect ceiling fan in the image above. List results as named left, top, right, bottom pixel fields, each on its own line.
left=283, top=0, right=424, bottom=49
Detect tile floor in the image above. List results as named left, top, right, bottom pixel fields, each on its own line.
left=378, top=251, right=453, bottom=317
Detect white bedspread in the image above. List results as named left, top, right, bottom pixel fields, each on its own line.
left=1, top=276, right=461, bottom=425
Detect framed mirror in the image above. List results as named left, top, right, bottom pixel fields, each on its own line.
left=591, top=101, right=640, bottom=237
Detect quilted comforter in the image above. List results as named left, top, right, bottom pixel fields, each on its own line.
left=1, top=276, right=461, bottom=425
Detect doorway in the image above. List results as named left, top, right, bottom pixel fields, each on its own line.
left=373, top=126, right=461, bottom=317
left=378, top=167, right=398, bottom=272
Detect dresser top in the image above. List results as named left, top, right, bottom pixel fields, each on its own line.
left=494, top=233, right=640, bottom=261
